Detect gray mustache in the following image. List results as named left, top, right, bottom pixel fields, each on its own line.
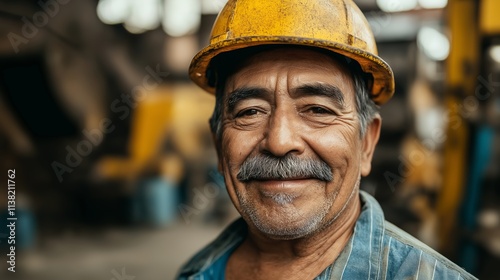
left=237, top=154, right=333, bottom=182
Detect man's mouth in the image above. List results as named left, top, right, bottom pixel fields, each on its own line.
left=248, top=178, right=323, bottom=192
left=245, top=176, right=316, bottom=182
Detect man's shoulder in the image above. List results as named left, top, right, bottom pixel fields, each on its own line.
left=382, top=221, right=477, bottom=280
left=348, top=191, right=477, bottom=280
left=176, top=218, right=246, bottom=279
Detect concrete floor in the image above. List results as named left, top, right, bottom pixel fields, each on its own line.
left=0, top=220, right=230, bottom=280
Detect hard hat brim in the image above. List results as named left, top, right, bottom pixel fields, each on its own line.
left=189, top=36, right=395, bottom=105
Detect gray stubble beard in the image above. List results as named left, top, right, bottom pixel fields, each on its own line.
left=237, top=176, right=361, bottom=240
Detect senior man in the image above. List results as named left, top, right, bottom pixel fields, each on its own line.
left=177, top=0, right=476, bottom=279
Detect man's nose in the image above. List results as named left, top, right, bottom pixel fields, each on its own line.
left=260, top=107, right=305, bottom=157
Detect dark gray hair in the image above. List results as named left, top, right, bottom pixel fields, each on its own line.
left=209, top=52, right=379, bottom=142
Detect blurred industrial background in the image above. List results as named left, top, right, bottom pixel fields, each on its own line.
left=0, top=0, right=499, bottom=279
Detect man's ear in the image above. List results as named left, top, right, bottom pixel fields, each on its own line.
left=360, top=114, right=382, bottom=177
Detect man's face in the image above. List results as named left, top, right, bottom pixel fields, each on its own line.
left=217, top=48, right=380, bottom=239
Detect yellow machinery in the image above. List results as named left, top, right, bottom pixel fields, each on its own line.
left=96, top=90, right=178, bottom=186
left=437, top=0, right=480, bottom=254
left=95, top=84, right=215, bottom=189
left=438, top=0, right=500, bottom=262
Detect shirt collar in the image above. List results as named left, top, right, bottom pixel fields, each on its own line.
left=322, top=190, right=386, bottom=279
left=177, top=218, right=247, bottom=278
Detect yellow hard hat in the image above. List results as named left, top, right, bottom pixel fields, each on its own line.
left=189, top=0, right=395, bottom=105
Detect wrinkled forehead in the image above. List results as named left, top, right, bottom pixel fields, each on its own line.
left=228, top=47, right=353, bottom=86
left=239, top=47, right=350, bottom=74
left=220, top=47, right=356, bottom=107
left=211, top=46, right=355, bottom=90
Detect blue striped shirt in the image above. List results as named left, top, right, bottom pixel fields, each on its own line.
left=177, top=191, right=477, bottom=279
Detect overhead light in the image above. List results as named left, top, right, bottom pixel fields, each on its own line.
left=125, top=0, right=160, bottom=32
left=162, top=0, right=201, bottom=37
left=417, top=27, right=450, bottom=61
left=123, top=23, right=147, bottom=34
left=489, top=46, right=500, bottom=64
left=97, top=0, right=131, bottom=25
left=376, top=0, right=418, bottom=12
left=418, top=0, right=448, bottom=9
left=201, top=0, right=228, bottom=14
left=367, top=13, right=419, bottom=41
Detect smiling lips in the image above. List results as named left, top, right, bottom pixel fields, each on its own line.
left=252, top=178, right=323, bottom=206
left=257, top=177, right=317, bottom=185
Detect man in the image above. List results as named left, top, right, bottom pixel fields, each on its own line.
left=178, top=0, right=477, bottom=279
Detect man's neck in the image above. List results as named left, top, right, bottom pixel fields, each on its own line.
left=226, top=193, right=362, bottom=280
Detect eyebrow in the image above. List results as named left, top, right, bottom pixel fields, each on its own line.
left=226, top=87, right=269, bottom=112
left=225, top=83, right=347, bottom=112
left=292, top=84, right=346, bottom=110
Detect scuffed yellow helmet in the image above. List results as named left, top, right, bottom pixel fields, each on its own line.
left=189, top=0, right=395, bottom=105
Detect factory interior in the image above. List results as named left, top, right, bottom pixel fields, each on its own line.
left=0, top=0, right=499, bottom=279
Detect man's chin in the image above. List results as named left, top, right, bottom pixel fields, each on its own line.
left=246, top=214, right=325, bottom=240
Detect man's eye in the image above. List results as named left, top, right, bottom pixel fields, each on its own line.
left=308, top=107, right=333, bottom=115
left=236, top=109, right=260, bottom=117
